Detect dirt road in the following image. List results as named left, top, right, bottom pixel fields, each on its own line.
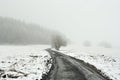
left=45, top=49, right=110, bottom=80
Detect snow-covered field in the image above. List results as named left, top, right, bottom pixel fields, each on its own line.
left=0, top=45, right=51, bottom=80
left=0, top=44, right=120, bottom=80
left=61, top=44, right=120, bottom=80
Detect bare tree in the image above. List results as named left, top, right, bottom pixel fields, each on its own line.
left=51, top=34, right=67, bottom=50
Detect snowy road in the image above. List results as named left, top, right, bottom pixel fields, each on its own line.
left=45, top=49, right=110, bottom=80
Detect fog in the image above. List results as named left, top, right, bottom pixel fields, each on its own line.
left=0, top=17, right=57, bottom=44
left=0, top=0, right=120, bottom=48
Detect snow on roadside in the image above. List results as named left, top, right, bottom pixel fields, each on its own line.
left=74, top=54, right=120, bottom=80
left=60, top=45, right=120, bottom=80
left=0, top=45, right=51, bottom=80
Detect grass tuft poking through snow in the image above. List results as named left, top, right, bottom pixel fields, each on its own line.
left=74, top=54, right=120, bottom=80
left=0, top=45, right=51, bottom=80
left=60, top=45, right=120, bottom=80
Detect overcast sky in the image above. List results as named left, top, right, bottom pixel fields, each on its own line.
left=0, top=0, right=120, bottom=48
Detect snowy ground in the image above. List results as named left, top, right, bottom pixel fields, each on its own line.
left=0, top=44, right=120, bottom=80
left=60, top=44, right=120, bottom=80
left=0, top=45, right=51, bottom=80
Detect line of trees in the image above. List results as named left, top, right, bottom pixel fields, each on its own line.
left=0, top=17, right=68, bottom=50
left=0, top=17, right=59, bottom=45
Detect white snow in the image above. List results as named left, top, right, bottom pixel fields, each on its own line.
left=0, top=45, right=51, bottom=80
left=60, top=44, right=120, bottom=80
left=0, top=44, right=120, bottom=80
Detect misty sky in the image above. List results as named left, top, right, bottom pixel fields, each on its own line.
left=0, top=0, right=120, bottom=48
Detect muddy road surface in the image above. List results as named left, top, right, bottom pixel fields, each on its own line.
left=45, top=49, right=110, bottom=80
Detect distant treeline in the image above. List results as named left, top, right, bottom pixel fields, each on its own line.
left=0, top=17, right=59, bottom=45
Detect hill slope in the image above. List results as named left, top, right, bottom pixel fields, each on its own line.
left=0, top=17, right=55, bottom=45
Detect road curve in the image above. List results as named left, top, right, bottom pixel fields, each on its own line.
left=45, top=49, right=110, bottom=80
